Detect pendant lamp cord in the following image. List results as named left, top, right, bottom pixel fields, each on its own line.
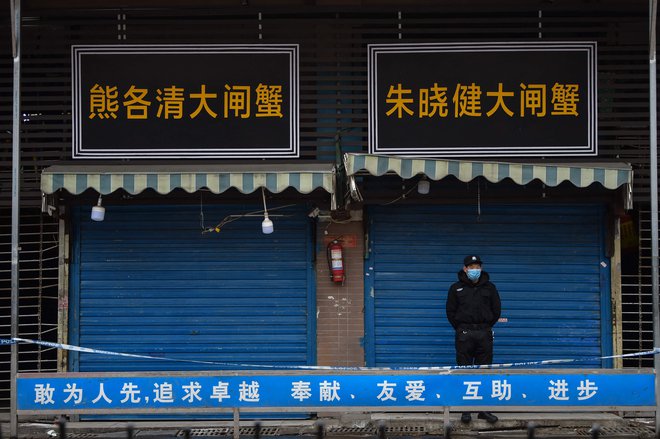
left=262, top=187, right=269, bottom=216
left=477, top=178, right=482, bottom=221
left=199, top=191, right=205, bottom=231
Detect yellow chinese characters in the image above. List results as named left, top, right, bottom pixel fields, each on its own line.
left=384, top=82, right=580, bottom=118
left=88, top=83, right=285, bottom=120
left=89, top=84, right=119, bottom=119
left=255, top=84, right=283, bottom=118
left=190, top=85, right=218, bottom=119
left=156, top=86, right=185, bottom=119
left=520, top=84, right=547, bottom=117
left=551, top=84, right=579, bottom=116
left=224, top=85, right=250, bottom=119
left=453, top=83, right=482, bottom=117
left=123, top=86, right=150, bottom=119
left=385, top=84, right=414, bottom=118
left=419, top=84, right=449, bottom=118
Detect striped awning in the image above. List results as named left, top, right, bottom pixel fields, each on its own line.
left=344, top=153, right=632, bottom=191
left=41, top=163, right=335, bottom=195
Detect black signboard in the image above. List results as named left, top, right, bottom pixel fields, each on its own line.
left=72, top=45, right=299, bottom=159
left=368, top=42, right=597, bottom=157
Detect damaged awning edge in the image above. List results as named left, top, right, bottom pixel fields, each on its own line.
left=41, top=163, right=336, bottom=195
left=344, top=153, right=633, bottom=191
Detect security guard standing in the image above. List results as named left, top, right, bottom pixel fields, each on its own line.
left=446, top=255, right=501, bottom=424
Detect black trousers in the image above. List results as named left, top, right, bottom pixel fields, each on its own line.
left=455, top=328, right=493, bottom=366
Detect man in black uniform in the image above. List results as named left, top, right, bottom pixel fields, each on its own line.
left=445, top=255, right=501, bottom=425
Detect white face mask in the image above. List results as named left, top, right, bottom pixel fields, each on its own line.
left=467, top=268, right=481, bottom=282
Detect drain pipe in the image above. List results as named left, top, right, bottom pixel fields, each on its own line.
left=650, top=0, right=660, bottom=434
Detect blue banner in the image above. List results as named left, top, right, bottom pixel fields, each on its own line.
left=17, top=372, right=654, bottom=412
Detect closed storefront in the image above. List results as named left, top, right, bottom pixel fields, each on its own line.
left=365, top=204, right=611, bottom=368
left=349, top=154, right=631, bottom=369
left=66, top=203, right=317, bottom=372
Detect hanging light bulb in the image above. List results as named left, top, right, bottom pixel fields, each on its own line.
left=91, top=195, right=105, bottom=222
left=417, top=176, right=430, bottom=194
left=262, top=214, right=274, bottom=234
left=261, top=187, right=274, bottom=234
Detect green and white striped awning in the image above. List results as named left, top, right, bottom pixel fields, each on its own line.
left=41, top=163, right=335, bottom=195
left=345, top=153, right=632, bottom=191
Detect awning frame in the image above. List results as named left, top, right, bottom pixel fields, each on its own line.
left=344, top=153, right=633, bottom=209
left=40, top=163, right=336, bottom=196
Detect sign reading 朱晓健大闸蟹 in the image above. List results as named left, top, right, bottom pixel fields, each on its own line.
left=368, top=42, right=596, bottom=157
left=72, top=44, right=299, bottom=159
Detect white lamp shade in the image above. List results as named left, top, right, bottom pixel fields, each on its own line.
left=91, top=205, right=105, bottom=222
left=262, top=216, right=274, bottom=234
left=417, top=179, right=430, bottom=194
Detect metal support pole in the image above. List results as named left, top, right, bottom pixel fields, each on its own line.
left=233, top=408, right=240, bottom=439
left=10, top=1, right=21, bottom=438
left=649, top=0, right=660, bottom=434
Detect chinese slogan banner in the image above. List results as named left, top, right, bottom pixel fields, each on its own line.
left=72, top=45, right=299, bottom=159
left=368, top=42, right=597, bottom=157
left=17, top=371, right=653, bottom=413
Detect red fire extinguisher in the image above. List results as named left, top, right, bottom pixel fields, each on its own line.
left=327, top=239, right=345, bottom=284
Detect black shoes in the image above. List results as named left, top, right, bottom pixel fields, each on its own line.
left=461, top=411, right=498, bottom=424
left=477, top=411, right=498, bottom=424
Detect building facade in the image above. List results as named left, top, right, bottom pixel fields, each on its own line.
left=0, top=0, right=654, bottom=415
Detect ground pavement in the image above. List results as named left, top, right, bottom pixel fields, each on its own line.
left=2, top=412, right=657, bottom=439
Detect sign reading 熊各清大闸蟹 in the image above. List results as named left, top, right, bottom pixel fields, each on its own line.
left=72, top=44, right=298, bottom=159
left=368, top=42, right=597, bottom=157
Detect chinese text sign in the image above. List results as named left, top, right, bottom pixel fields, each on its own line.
left=368, top=42, right=597, bottom=157
left=18, top=372, right=653, bottom=413
left=72, top=45, right=299, bottom=159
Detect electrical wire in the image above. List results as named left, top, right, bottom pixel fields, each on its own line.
left=477, top=178, right=481, bottom=218
left=201, top=203, right=297, bottom=234
left=199, top=191, right=205, bottom=231
left=381, top=184, right=417, bottom=206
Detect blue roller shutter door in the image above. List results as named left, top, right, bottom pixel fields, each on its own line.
left=365, top=204, right=610, bottom=368
left=69, top=204, right=315, bottom=372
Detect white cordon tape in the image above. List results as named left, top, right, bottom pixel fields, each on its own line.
left=3, top=337, right=660, bottom=371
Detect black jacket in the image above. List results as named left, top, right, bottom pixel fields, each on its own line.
left=446, top=269, right=501, bottom=330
